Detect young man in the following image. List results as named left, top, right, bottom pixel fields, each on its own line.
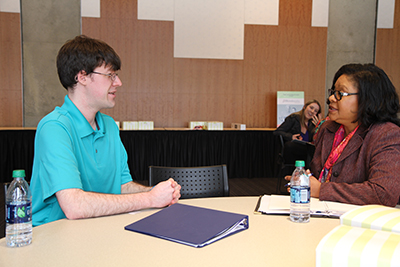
left=31, top=35, right=181, bottom=226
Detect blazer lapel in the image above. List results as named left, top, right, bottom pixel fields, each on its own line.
left=335, top=134, right=363, bottom=164
left=322, top=122, right=365, bottom=165
left=335, top=125, right=368, bottom=164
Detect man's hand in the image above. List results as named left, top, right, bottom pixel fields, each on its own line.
left=149, top=178, right=181, bottom=208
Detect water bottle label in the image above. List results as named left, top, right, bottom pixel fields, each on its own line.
left=290, top=187, right=310, bottom=204
left=6, top=203, right=32, bottom=224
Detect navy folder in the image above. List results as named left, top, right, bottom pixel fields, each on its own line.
left=124, top=203, right=249, bottom=248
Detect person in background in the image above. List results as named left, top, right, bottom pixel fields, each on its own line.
left=30, top=35, right=181, bottom=226
left=274, top=99, right=322, bottom=168
left=287, top=63, right=400, bottom=206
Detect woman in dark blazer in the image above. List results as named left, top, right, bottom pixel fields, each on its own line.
left=274, top=99, right=321, bottom=168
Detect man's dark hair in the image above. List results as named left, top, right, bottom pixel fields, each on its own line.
left=56, top=35, right=121, bottom=90
left=331, top=63, right=400, bottom=127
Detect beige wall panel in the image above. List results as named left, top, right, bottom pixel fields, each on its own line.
left=376, top=2, right=400, bottom=96
left=0, top=12, right=22, bottom=126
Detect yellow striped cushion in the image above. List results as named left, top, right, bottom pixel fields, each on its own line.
left=316, top=225, right=400, bottom=267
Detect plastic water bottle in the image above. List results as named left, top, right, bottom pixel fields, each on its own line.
left=290, top=160, right=310, bottom=223
left=5, top=169, right=32, bottom=247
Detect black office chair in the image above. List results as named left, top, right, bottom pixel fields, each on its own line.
left=2, top=183, right=10, bottom=239
left=3, top=183, right=7, bottom=198
left=3, top=182, right=11, bottom=203
left=276, top=136, right=316, bottom=194
left=276, top=135, right=295, bottom=194
left=149, top=165, right=229, bottom=199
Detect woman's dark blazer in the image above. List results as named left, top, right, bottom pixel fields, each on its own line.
left=273, top=113, right=315, bottom=142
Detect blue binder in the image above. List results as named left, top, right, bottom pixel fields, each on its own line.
left=125, top=203, right=249, bottom=248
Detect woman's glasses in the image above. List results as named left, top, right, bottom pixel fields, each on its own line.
left=328, top=89, right=359, bottom=101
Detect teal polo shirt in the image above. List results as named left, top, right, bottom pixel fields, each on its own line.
left=31, top=95, right=132, bottom=226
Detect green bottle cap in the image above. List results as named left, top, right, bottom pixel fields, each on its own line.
left=295, top=160, right=305, bottom=167
left=12, top=169, right=26, bottom=178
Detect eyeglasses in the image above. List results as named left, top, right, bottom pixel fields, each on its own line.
left=92, top=71, right=118, bottom=81
left=328, top=89, right=359, bottom=101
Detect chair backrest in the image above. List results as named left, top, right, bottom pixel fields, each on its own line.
left=3, top=183, right=9, bottom=202
left=149, top=165, right=229, bottom=199
left=3, top=183, right=10, bottom=197
left=279, top=135, right=285, bottom=158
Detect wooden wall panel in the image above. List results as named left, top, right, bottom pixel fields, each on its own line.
left=279, top=0, right=313, bottom=27
left=83, top=0, right=328, bottom=128
left=173, top=59, right=244, bottom=127
left=0, top=12, right=22, bottom=126
left=376, top=1, right=400, bottom=96
left=2, top=0, right=398, bottom=128
left=82, top=1, right=138, bottom=123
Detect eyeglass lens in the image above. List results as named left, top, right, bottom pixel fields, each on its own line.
left=329, top=89, right=341, bottom=101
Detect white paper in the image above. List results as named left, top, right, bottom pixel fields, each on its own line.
left=257, top=195, right=359, bottom=217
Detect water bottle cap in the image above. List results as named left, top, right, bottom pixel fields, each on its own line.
left=12, top=169, right=26, bottom=178
left=295, top=160, right=305, bottom=167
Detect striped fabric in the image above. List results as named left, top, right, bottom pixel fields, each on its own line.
left=340, top=205, right=400, bottom=234
left=316, top=205, right=400, bottom=267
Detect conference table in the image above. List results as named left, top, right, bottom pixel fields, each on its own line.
left=0, top=196, right=339, bottom=266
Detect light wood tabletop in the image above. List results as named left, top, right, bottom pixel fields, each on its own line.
left=0, top=196, right=339, bottom=267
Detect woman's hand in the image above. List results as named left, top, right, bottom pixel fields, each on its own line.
left=284, top=175, right=291, bottom=193
left=311, top=114, right=322, bottom=126
left=284, top=169, right=320, bottom=197
left=292, top=134, right=302, bottom=140
left=309, top=176, right=321, bottom=198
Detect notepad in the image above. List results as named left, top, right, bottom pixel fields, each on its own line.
left=255, top=195, right=359, bottom=218
left=125, top=203, right=249, bottom=248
